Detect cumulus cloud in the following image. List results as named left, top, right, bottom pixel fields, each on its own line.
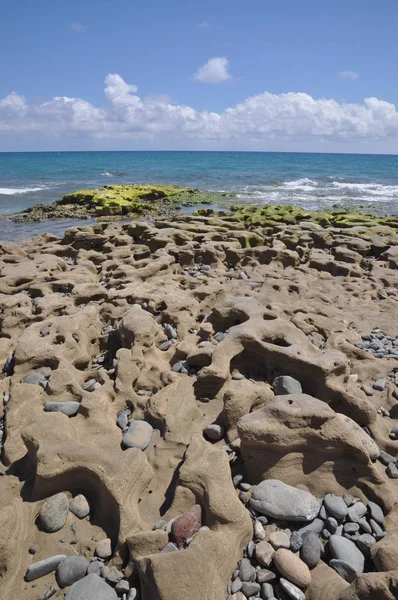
left=1, top=73, right=398, bottom=148
left=193, top=57, right=232, bottom=83
left=339, top=71, right=359, bottom=80
left=198, top=20, right=209, bottom=28
left=69, top=22, right=87, bottom=33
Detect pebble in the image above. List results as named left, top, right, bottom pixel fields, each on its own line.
left=255, top=541, right=275, bottom=568
left=273, top=549, right=311, bottom=588
left=357, top=533, right=376, bottom=557
left=29, top=546, right=37, bottom=554
left=83, top=379, right=100, bottom=392
left=256, top=569, right=276, bottom=584
left=241, top=581, right=261, bottom=596
left=95, top=538, right=112, bottom=559
left=324, top=494, right=349, bottom=520
left=127, top=589, right=138, bottom=600
left=261, top=581, right=274, bottom=599
left=250, top=480, right=321, bottom=522
left=122, top=419, right=153, bottom=450
left=64, top=573, right=117, bottom=599
left=343, top=523, right=359, bottom=534
left=87, top=560, right=102, bottom=576
left=373, top=379, right=387, bottom=391
left=164, top=323, right=177, bottom=340
left=326, top=517, right=338, bottom=533
left=272, top=376, right=302, bottom=396
left=370, top=519, right=386, bottom=540
left=69, top=494, right=90, bottom=519
left=290, top=531, right=303, bottom=552
left=358, top=518, right=372, bottom=534
left=328, top=535, right=364, bottom=576
left=162, top=542, right=178, bottom=552
left=39, top=492, right=69, bottom=533
left=23, top=370, right=49, bottom=389
left=240, top=483, right=251, bottom=492
left=239, top=558, right=255, bottom=582
left=386, top=462, right=398, bottom=478
left=254, top=520, right=266, bottom=540
left=56, top=555, right=90, bottom=588
left=329, top=559, right=358, bottom=583
left=25, top=555, right=67, bottom=581
left=231, top=579, right=242, bottom=593
left=170, top=504, right=202, bottom=548
left=214, top=332, right=227, bottom=342
left=389, top=425, right=398, bottom=440
left=279, top=578, right=306, bottom=600
left=203, top=423, right=224, bottom=441
left=44, top=401, right=80, bottom=416
left=347, top=502, right=367, bottom=523
left=231, top=369, right=244, bottom=380
left=378, top=450, right=396, bottom=465
left=300, top=532, right=321, bottom=569
left=117, top=411, right=130, bottom=429
left=297, top=518, right=324, bottom=537
left=367, top=501, right=384, bottom=525
left=269, top=531, right=290, bottom=550
left=106, top=566, right=124, bottom=584
left=115, top=580, right=130, bottom=594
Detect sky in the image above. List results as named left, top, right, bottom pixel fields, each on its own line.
left=1, top=0, right=398, bottom=152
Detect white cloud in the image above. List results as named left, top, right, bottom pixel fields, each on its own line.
left=69, top=22, right=87, bottom=33
left=198, top=20, right=209, bottom=28
left=1, top=73, right=398, bottom=150
left=339, top=71, right=359, bottom=80
left=193, top=57, right=232, bottom=84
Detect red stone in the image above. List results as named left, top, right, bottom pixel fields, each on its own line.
left=170, top=504, right=202, bottom=548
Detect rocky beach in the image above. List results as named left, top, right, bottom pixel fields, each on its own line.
left=1, top=189, right=398, bottom=600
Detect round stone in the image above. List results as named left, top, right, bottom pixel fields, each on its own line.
left=122, top=419, right=153, bottom=450
left=269, top=531, right=290, bottom=550
left=250, top=480, right=321, bottom=522
left=347, top=502, right=367, bottom=523
left=300, top=532, right=321, bottom=569
left=65, top=573, right=117, bottom=599
left=239, top=558, right=255, bottom=582
left=44, top=401, right=80, bottom=416
left=170, top=504, right=202, bottom=548
left=329, top=559, right=358, bottom=583
left=39, top=493, right=69, bottom=533
left=357, top=533, right=376, bottom=557
left=279, top=578, right=306, bottom=600
left=272, top=376, right=302, bottom=395
left=56, top=556, right=89, bottom=588
left=367, top=501, right=384, bottom=526
left=203, top=423, right=224, bottom=441
left=69, top=494, right=90, bottom=519
left=95, top=538, right=112, bottom=559
left=328, top=535, right=365, bottom=576
left=241, top=581, right=260, bottom=596
left=324, top=494, right=348, bottom=520
left=274, top=549, right=312, bottom=588
left=231, top=579, right=242, bottom=593
left=255, top=541, right=275, bottom=568
left=290, top=531, right=303, bottom=552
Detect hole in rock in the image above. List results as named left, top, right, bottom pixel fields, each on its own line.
left=206, top=309, right=250, bottom=333
left=263, top=312, right=277, bottom=321
left=263, top=337, right=291, bottom=348
left=52, top=335, right=65, bottom=345
left=230, top=349, right=267, bottom=382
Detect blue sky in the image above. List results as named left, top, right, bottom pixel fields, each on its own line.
left=1, top=0, right=398, bottom=152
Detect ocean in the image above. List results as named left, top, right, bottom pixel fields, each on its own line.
left=1, top=151, right=398, bottom=241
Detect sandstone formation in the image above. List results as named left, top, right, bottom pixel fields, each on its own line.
left=0, top=209, right=398, bottom=599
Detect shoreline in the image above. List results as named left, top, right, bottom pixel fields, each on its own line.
left=0, top=207, right=398, bottom=600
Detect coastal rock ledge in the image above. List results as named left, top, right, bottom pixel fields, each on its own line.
left=0, top=208, right=398, bottom=600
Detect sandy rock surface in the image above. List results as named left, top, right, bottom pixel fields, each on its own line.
left=1, top=213, right=398, bottom=599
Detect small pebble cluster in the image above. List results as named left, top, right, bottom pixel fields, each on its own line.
left=355, top=329, right=398, bottom=359
left=226, top=479, right=388, bottom=600
left=26, top=492, right=139, bottom=600
left=116, top=407, right=154, bottom=450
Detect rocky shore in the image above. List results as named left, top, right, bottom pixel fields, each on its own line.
left=1, top=206, right=398, bottom=600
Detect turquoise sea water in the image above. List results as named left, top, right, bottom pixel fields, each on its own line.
left=1, top=151, right=398, bottom=241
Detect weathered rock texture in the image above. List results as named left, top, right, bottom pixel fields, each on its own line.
left=1, top=212, right=398, bottom=600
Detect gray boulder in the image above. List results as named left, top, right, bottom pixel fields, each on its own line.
left=300, top=532, right=321, bottom=568
left=39, top=492, right=69, bottom=532
left=328, top=535, right=364, bottom=576
left=25, top=555, right=67, bottom=581
left=44, top=401, right=80, bottom=417
left=122, top=419, right=153, bottom=450
left=250, top=480, right=321, bottom=522
left=65, top=574, right=117, bottom=600
left=272, top=376, right=302, bottom=395
left=57, top=555, right=89, bottom=588
left=324, top=494, right=348, bottom=520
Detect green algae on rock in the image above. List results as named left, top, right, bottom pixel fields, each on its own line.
left=195, top=204, right=398, bottom=234
left=11, top=184, right=236, bottom=222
